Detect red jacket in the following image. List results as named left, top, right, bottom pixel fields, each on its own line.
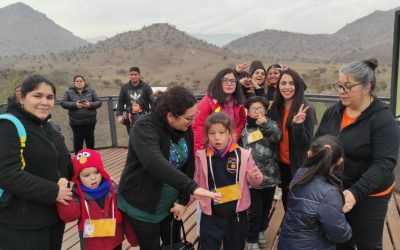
left=57, top=187, right=124, bottom=250
left=192, top=95, right=246, bottom=152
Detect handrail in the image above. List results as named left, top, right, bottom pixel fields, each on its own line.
left=0, top=94, right=398, bottom=148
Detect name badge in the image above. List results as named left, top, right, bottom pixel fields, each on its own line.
left=215, top=183, right=241, bottom=204
left=247, top=129, right=263, bottom=143
left=83, top=218, right=116, bottom=238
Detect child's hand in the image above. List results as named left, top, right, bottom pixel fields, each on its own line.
left=170, top=203, right=187, bottom=220
left=256, top=113, right=267, bottom=124
left=247, top=166, right=261, bottom=180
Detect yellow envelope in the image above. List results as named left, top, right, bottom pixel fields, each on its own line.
left=215, top=184, right=241, bottom=204
left=83, top=218, right=116, bottom=238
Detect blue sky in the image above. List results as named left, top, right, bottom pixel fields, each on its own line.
left=1, top=0, right=399, bottom=38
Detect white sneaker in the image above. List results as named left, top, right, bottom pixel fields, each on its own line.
left=247, top=242, right=260, bottom=250
left=258, top=231, right=268, bottom=247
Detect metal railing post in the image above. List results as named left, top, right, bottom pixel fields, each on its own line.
left=107, top=97, right=118, bottom=147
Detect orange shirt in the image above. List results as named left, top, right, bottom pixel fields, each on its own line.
left=279, top=108, right=290, bottom=165
left=340, top=108, right=359, bottom=131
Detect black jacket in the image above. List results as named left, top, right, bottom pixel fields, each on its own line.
left=116, top=80, right=153, bottom=116
left=272, top=100, right=316, bottom=176
left=278, top=168, right=352, bottom=250
left=315, top=99, right=399, bottom=202
left=60, top=86, right=102, bottom=126
left=118, top=113, right=198, bottom=214
left=0, top=102, right=73, bottom=228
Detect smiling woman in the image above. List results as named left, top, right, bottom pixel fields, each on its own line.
left=0, top=75, right=73, bottom=250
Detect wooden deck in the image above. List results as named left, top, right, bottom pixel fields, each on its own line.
left=62, top=148, right=400, bottom=250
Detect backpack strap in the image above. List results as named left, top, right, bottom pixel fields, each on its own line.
left=0, top=114, right=27, bottom=170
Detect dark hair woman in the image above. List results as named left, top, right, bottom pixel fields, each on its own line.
left=0, top=75, right=73, bottom=250
left=270, top=68, right=316, bottom=211
left=61, top=75, right=102, bottom=154
left=315, top=58, right=400, bottom=249
left=118, top=86, right=221, bottom=250
left=192, top=68, right=246, bottom=152
left=278, top=135, right=352, bottom=249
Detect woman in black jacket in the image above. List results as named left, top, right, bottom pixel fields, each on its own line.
left=270, top=68, right=316, bottom=211
left=0, top=75, right=73, bottom=250
left=117, top=86, right=220, bottom=250
left=61, top=75, right=102, bottom=154
left=315, top=58, right=399, bottom=249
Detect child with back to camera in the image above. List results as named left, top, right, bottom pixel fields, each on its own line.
left=57, top=149, right=128, bottom=250
left=194, top=112, right=263, bottom=250
left=278, top=135, right=352, bottom=250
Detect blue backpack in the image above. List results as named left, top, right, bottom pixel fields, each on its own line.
left=0, top=114, right=27, bottom=198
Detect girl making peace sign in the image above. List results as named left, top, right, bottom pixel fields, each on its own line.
left=270, top=68, right=316, bottom=211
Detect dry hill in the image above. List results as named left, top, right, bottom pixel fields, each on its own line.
left=224, top=7, right=400, bottom=65
left=0, top=2, right=88, bottom=56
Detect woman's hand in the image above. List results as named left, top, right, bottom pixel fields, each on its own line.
left=235, top=63, right=249, bottom=73
left=342, top=190, right=356, bottom=213
left=292, top=104, right=309, bottom=124
left=57, top=178, right=69, bottom=188
left=56, top=178, right=73, bottom=205
left=193, top=187, right=222, bottom=208
left=170, top=203, right=187, bottom=220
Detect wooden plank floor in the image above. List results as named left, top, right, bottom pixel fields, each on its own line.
left=62, top=148, right=400, bottom=250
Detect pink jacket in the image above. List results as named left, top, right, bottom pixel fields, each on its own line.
left=192, top=95, right=246, bottom=152
left=194, top=147, right=263, bottom=215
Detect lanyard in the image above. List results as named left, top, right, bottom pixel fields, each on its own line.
left=208, top=148, right=239, bottom=190
left=84, top=199, right=114, bottom=220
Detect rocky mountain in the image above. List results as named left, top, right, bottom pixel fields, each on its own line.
left=0, top=2, right=88, bottom=56
left=224, top=7, right=400, bottom=64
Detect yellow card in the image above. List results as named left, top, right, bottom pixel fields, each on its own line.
left=215, top=184, right=241, bottom=204
left=247, top=129, right=263, bottom=143
left=83, top=218, right=116, bottom=238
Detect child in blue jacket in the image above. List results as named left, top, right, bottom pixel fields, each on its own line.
left=278, top=135, right=352, bottom=250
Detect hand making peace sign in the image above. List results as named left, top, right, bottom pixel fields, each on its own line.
left=292, top=104, right=309, bottom=124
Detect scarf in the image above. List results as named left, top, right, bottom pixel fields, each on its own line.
left=80, top=179, right=110, bottom=200
left=206, top=139, right=237, bottom=158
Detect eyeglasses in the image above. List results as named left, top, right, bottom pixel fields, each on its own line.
left=332, top=82, right=362, bottom=93
left=177, top=115, right=195, bottom=124
left=222, top=78, right=237, bottom=85
left=249, top=106, right=265, bottom=113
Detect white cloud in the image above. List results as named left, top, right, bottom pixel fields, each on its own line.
left=1, top=0, right=399, bottom=38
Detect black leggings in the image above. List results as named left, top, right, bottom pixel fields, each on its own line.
left=278, top=162, right=292, bottom=211
left=335, top=193, right=391, bottom=250
left=0, top=220, right=65, bottom=250
left=71, top=124, right=95, bottom=154
left=125, top=214, right=180, bottom=250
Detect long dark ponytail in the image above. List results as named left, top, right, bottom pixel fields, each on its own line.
left=290, top=135, right=344, bottom=190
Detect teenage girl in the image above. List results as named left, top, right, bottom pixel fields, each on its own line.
left=270, top=68, right=316, bottom=210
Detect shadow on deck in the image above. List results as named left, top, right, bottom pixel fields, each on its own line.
left=62, top=148, right=400, bottom=250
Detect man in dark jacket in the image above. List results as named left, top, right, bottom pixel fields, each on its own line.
left=116, top=67, right=153, bottom=133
